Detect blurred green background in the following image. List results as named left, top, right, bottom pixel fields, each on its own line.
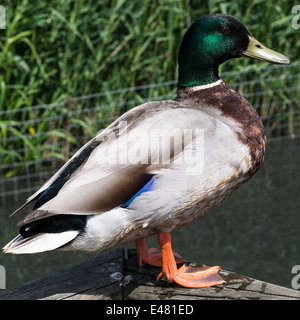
left=2, top=0, right=299, bottom=97
left=0, top=0, right=300, bottom=177
left=1, top=0, right=298, bottom=104
left=1, top=0, right=299, bottom=169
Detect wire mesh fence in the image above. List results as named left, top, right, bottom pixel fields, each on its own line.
left=0, top=61, right=300, bottom=203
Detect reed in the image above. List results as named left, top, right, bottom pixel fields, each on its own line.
left=0, top=0, right=299, bottom=175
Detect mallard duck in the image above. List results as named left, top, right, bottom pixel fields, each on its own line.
left=3, top=14, right=290, bottom=288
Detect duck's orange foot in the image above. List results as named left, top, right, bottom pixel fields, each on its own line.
left=157, top=264, right=224, bottom=288
left=157, top=232, right=225, bottom=288
left=136, top=239, right=183, bottom=267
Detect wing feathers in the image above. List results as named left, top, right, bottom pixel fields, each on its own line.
left=10, top=102, right=212, bottom=226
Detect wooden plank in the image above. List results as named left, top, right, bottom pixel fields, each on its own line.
left=1, top=247, right=300, bottom=300
left=124, top=249, right=300, bottom=300
left=0, top=248, right=123, bottom=300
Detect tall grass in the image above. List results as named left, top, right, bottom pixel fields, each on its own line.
left=0, top=0, right=299, bottom=175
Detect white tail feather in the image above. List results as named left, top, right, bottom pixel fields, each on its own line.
left=2, top=231, right=79, bottom=254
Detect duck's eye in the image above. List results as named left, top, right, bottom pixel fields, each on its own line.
left=219, top=26, right=230, bottom=34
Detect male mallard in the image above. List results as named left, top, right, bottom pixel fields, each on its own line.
left=3, top=14, right=290, bottom=288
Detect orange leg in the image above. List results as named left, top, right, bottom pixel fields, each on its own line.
left=156, top=232, right=225, bottom=288
left=135, top=238, right=183, bottom=267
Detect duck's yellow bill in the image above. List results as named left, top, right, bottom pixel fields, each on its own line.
left=242, top=35, right=291, bottom=65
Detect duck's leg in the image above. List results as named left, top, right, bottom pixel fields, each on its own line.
left=156, top=232, right=225, bottom=288
left=135, top=238, right=183, bottom=267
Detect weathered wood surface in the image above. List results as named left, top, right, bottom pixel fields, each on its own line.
left=0, top=248, right=123, bottom=300
left=124, top=249, right=300, bottom=300
left=1, top=248, right=300, bottom=300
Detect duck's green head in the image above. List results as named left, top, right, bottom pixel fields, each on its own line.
left=178, top=14, right=291, bottom=87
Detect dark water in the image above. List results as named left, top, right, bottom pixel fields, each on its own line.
left=0, top=137, right=299, bottom=291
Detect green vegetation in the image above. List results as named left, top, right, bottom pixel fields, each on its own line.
left=0, top=0, right=299, bottom=176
